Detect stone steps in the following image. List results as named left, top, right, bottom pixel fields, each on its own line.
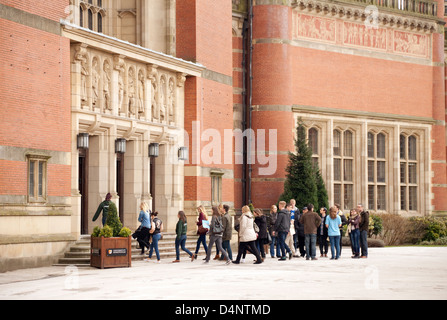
left=53, top=233, right=199, bottom=267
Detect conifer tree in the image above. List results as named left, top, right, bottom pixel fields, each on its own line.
left=315, top=165, right=329, bottom=210
left=279, top=118, right=318, bottom=209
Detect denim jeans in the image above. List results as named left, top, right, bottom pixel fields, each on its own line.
left=205, top=235, right=229, bottom=262
left=195, top=234, right=208, bottom=255
left=277, top=231, right=290, bottom=258
left=329, top=235, right=340, bottom=259
left=360, top=230, right=368, bottom=257
left=270, top=236, right=280, bottom=258
left=304, top=234, right=317, bottom=259
left=222, top=240, right=233, bottom=260
left=149, top=233, right=161, bottom=260
left=350, top=229, right=360, bottom=256
left=175, top=235, right=193, bottom=260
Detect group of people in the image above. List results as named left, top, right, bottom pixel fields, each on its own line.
left=94, top=193, right=370, bottom=265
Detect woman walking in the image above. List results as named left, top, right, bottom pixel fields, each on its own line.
left=204, top=206, right=231, bottom=265
left=146, top=211, right=163, bottom=263
left=254, top=208, right=268, bottom=260
left=194, top=205, right=209, bottom=259
left=135, top=202, right=151, bottom=255
left=173, top=211, right=195, bottom=263
left=233, top=205, right=263, bottom=265
left=325, top=207, right=342, bottom=260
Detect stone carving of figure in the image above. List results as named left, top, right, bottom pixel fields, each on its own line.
left=80, top=59, right=88, bottom=106
left=168, top=77, right=175, bottom=122
left=128, top=68, right=136, bottom=115
left=137, top=71, right=145, bottom=115
left=103, top=60, right=112, bottom=111
left=151, top=80, right=159, bottom=120
left=159, top=76, right=166, bottom=122
left=118, top=71, right=124, bottom=113
left=91, top=58, right=99, bottom=108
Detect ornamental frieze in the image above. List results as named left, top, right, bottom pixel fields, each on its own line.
left=293, top=10, right=431, bottom=58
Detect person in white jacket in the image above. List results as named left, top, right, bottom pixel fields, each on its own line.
left=233, top=205, right=263, bottom=264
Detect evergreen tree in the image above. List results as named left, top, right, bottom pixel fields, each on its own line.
left=279, top=118, right=318, bottom=209
left=315, top=165, right=329, bottom=210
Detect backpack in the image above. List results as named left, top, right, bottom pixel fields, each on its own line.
left=213, top=217, right=224, bottom=234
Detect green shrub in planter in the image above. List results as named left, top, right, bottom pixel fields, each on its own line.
left=119, top=227, right=132, bottom=237
left=99, top=225, right=113, bottom=238
left=104, top=202, right=123, bottom=237
left=92, top=226, right=101, bottom=237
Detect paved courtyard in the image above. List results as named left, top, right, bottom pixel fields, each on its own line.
left=0, top=247, right=446, bottom=300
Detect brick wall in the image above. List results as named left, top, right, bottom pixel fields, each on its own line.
left=0, top=2, right=71, bottom=201
left=177, top=0, right=234, bottom=207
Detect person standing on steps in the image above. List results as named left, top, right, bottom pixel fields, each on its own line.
left=92, top=192, right=113, bottom=226
left=146, top=211, right=163, bottom=263
left=135, top=201, right=151, bottom=255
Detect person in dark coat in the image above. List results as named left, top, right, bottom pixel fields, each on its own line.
left=254, top=208, right=268, bottom=260
left=318, top=207, right=329, bottom=258
left=92, top=192, right=113, bottom=226
left=294, top=207, right=307, bottom=257
left=273, top=201, right=292, bottom=261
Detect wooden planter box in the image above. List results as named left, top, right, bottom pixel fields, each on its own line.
left=91, top=236, right=132, bottom=269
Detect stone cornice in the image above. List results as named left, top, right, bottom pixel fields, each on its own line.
left=292, top=104, right=438, bottom=124
left=61, top=21, right=205, bottom=76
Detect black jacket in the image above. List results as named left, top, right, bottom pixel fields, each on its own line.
left=255, top=215, right=268, bottom=240
left=274, top=209, right=290, bottom=233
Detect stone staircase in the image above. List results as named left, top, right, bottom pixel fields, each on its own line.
left=54, top=233, right=199, bottom=267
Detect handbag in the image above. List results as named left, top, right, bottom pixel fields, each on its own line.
left=253, top=221, right=260, bottom=233
left=198, top=219, right=209, bottom=235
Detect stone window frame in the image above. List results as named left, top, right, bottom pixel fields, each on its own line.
left=79, top=0, right=106, bottom=33
left=399, top=132, right=419, bottom=212
left=367, top=130, right=389, bottom=212
left=26, top=154, right=51, bottom=204
left=210, top=170, right=224, bottom=206
left=333, top=127, right=356, bottom=211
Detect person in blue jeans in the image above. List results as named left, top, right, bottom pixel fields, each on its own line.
left=146, top=211, right=163, bottom=263
left=273, top=201, right=292, bottom=261
left=173, top=211, right=194, bottom=263
left=347, top=208, right=360, bottom=258
left=326, top=207, right=342, bottom=260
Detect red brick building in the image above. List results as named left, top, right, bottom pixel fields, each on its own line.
left=0, top=0, right=446, bottom=271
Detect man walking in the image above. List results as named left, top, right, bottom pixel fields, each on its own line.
left=273, top=201, right=291, bottom=261
left=299, top=204, right=321, bottom=260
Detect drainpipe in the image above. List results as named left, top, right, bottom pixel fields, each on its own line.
left=247, top=0, right=253, bottom=205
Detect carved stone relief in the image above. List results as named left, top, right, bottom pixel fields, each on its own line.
left=72, top=46, right=179, bottom=123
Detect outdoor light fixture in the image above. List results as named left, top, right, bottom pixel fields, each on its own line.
left=148, top=143, right=159, bottom=158
left=178, top=146, right=188, bottom=161
left=77, top=133, right=89, bottom=149
left=115, top=138, right=126, bottom=154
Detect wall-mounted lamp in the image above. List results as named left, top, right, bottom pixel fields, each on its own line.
left=178, top=146, right=188, bottom=161
left=77, top=133, right=89, bottom=149
left=115, top=138, right=127, bottom=154
left=148, top=143, right=159, bottom=158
